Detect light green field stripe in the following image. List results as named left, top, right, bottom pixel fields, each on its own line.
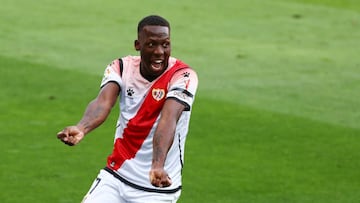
left=1, top=0, right=359, bottom=128
left=285, top=0, right=360, bottom=12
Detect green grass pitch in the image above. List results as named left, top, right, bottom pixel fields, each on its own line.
left=1, top=0, right=360, bottom=202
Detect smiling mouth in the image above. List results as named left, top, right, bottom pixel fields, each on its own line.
left=151, top=60, right=163, bottom=70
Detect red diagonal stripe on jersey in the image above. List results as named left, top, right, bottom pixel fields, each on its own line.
left=107, top=60, right=188, bottom=170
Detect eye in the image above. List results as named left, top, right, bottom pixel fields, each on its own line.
left=147, top=42, right=154, bottom=48
left=162, top=42, right=170, bottom=48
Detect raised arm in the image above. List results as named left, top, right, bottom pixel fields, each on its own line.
left=57, top=82, right=120, bottom=146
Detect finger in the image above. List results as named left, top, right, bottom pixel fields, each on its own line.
left=58, top=135, right=69, bottom=142
left=62, top=140, right=75, bottom=146
left=57, top=130, right=68, bottom=139
left=65, top=141, right=75, bottom=146
left=151, top=177, right=171, bottom=188
left=70, top=136, right=81, bottom=145
left=149, top=174, right=158, bottom=186
left=149, top=175, right=161, bottom=187
left=149, top=170, right=172, bottom=187
left=155, top=178, right=163, bottom=187
left=57, top=132, right=77, bottom=146
left=161, top=176, right=172, bottom=187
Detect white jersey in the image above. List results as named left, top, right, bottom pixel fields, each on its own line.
left=100, top=55, right=198, bottom=193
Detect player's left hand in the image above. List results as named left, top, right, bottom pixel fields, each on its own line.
left=149, top=168, right=172, bottom=188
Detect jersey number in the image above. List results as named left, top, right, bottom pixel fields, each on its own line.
left=89, top=178, right=101, bottom=194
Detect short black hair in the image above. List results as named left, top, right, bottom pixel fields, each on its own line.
left=137, top=15, right=170, bottom=34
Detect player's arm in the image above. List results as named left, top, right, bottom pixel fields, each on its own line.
left=57, top=82, right=120, bottom=146
left=149, top=98, right=185, bottom=187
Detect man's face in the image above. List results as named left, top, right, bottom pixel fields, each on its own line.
left=135, top=25, right=171, bottom=80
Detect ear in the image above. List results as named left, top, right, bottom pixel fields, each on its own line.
left=134, top=40, right=140, bottom=51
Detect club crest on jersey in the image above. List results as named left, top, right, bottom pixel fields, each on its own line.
left=152, top=88, right=165, bottom=101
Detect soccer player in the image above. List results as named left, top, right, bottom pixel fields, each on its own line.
left=57, top=15, right=198, bottom=203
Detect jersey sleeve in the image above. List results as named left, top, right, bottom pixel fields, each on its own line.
left=167, top=68, right=198, bottom=111
left=100, top=59, right=122, bottom=88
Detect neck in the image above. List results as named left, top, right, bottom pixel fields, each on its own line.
left=140, top=64, right=158, bottom=82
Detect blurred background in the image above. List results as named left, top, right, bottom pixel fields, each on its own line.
left=0, top=0, right=359, bottom=202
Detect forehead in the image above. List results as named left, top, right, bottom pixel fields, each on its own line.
left=139, top=25, right=170, bottom=39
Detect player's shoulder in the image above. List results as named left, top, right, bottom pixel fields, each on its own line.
left=170, top=57, right=197, bottom=72
left=107, top=55, right=140, bottom=74
left=171, top=64, right=198, bottom=86
left=120, top=55, right=140, bottom=63
left=172, top=58, right=197, bottom=77
left=109, top=55, right=140, bottom=65
left=174, top=67, right=197, bottom=78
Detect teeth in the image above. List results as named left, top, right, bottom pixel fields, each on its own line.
left=151, top=60, right=163, bottom=69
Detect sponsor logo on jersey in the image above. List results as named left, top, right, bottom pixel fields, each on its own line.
left=152, top=88, right=165, bottom=101
left=174, top=91, right=188, bottom=100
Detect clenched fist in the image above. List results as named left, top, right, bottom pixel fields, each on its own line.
left=149, top=168, right=172, bottom=188
left=57, top=126, right=85, bottom=146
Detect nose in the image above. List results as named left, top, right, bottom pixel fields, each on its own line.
left=154, top=45, right=164, bottom=55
